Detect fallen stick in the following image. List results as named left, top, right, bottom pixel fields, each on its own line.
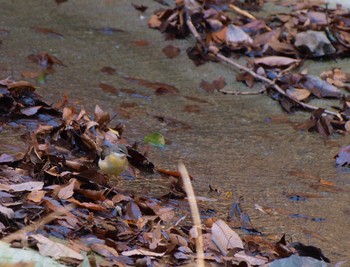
left=229, top=4, right=272, bottom=31
left=2, top=203, right=76, bottom=244
left=178, top=161, right=204, bottom=267
left=219, top=87, right=266, bottom=95
left=183, top=8, right=343, bottom=120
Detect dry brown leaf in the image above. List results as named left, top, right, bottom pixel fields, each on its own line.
left=162, top=45, right=181, bottom=58
left=31, top=234, right=83, bottom=260
left=234, top=251, right=268, bottom=265
left=148, top=15, right=162, bottom=29
left=211, top=219, right=243, bottom=256
left=286, top=88, right=311, bottom=101
left=122, top=249, right=165, bottom=257
left=169, top=233, right=188, bottom=247
left=68, top=198, right=107, bottom=211
left=27, top=190, right=46, bottom=203
left=226, top=25, right=253, bottom=46
left=91, top=244, right=119, bottom=260
left=3, top=182, right=44, bottom=192
left=21, top=70, right=42, bottom=78
left=0, top=205, right=14, bottom=219
left=99, top=83, right=118, bottom=94
left=253, top=56, right=301, bottom=67
left=58, top=179, right=76, bottom=200
left=156, top=207, right=175, bottom=222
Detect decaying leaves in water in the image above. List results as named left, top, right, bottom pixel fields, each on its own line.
left=30, top=26, right=64, bottom=38
left=162, top=45, right=181, bottom=58
left=123, top=76, right=179, bottom=95
left=100, top=66, right=117, bottom=75
left=99, top=82, right=118, bottom=95
left=27, top=52, right=66, bottom=69
left=199, top=76, right=227, bottom=93
left=131, top=39, right=150, bottom=46
left=132, top=3, right=148, bottom=12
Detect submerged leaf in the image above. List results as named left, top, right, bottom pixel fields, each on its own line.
left=144, top=132, right=165, bottom=147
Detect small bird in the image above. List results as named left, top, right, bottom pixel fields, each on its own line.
left=98, top=144, right=129, bottom=177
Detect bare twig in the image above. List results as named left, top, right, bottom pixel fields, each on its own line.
left=184, top=14, right=343, bottom=120
left=219, top=87, right=266, bottom=95
left=229, top=4, right=272, bottom=31
left=2, top=203, right=75, bottom=244
left=178, top=161, right=204, bottom=267
left=214, top=52, right=342, bottom=118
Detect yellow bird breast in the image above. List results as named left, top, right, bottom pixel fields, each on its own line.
left=98, top=153, right=128, bottom=176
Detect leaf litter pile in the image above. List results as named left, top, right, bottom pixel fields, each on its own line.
left=149, top=0, right=350, bottom=138
left=0, top=76, right=332, bottom=266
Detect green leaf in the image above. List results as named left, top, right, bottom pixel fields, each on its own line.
left=38, top=72, right=46, bottom=84
left=144, top=132, right=165, bottom=147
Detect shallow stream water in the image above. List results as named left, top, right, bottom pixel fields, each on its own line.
left=1, top=0, right=350, bottom=263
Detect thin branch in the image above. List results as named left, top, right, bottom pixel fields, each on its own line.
left=214, top=52, right=342, bottom=118
left=178, top=161, right=204, bottom=267
left=184, top=14, right=343, bottom=120
left=229, top=4, right=272, bottom=32
left=219, top=87, right=266, bottom=95
left=2, top=203, right=76, bottom=244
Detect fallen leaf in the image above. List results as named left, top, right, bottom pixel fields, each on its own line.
left=125, top=201, right=142, bottom=220
left=148, top=15, right=162, bottom=29
left=253, top=56, right=301, bottom=68
left=21, top=70, right=42, bottom=79
left=132, top=3, right=148, bottom=12
left=0, top=205, right=14, bottom=219
left=27, top=190, right=46, bottom=203
left=30, top=234, right=84, bottom=260
left=162, top=45, right=180, bottom=58
left=132, top=39, right=150, bottom=46
left=184, top=104, right=201, bottom=113
left=294, top=30, right=335, bottom=57
left=0, top=153, right=15, bottom=163
left=234, top=251, right=268, bottom=265
left=6, top=182, right=44, bottom=192
left=100, top=66, right=116, bottom=75
left=68, top=198, right=107, bottom=211
left=0, top=241, right=66, bottom=266
left=144, top=132, right=165, bottom=147
left=31, top=26, right=64, bottom=38
left=286, top=88, right=311, bottom=101
left=91, top=244, right=119, bottom=260
left=55, top=0, right=68, bottom=5
left=225, top=25, right=253, bottom=47
left=122, top=249, right=165, bottom=257
left=21, top=106, right=42, bottom=116
left=58, top=179, right=76, bottom=200
left=169, top=233, right=188, bottom=247
left=211, top=219, right=243, bottom=256
left=301, top=75, right=340, bottom=98
left=99, top=83, right=118, bottom=94
left=335, top=145, right=350, bottom=166
left=124, top=76, right=179, bottom=95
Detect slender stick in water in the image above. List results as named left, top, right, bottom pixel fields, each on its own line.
left=178, top=161, right=204, bottom=267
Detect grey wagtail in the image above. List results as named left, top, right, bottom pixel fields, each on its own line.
left=98, top=144, right=129, bottom=177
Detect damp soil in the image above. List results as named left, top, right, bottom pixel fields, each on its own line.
left=1, top=0, right=350, bottom=263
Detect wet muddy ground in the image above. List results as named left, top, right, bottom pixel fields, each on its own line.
left=1, top=0, right=350, bottom=263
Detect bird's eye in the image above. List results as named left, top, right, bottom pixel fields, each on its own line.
left=119, top=148, right=125, bottom=154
